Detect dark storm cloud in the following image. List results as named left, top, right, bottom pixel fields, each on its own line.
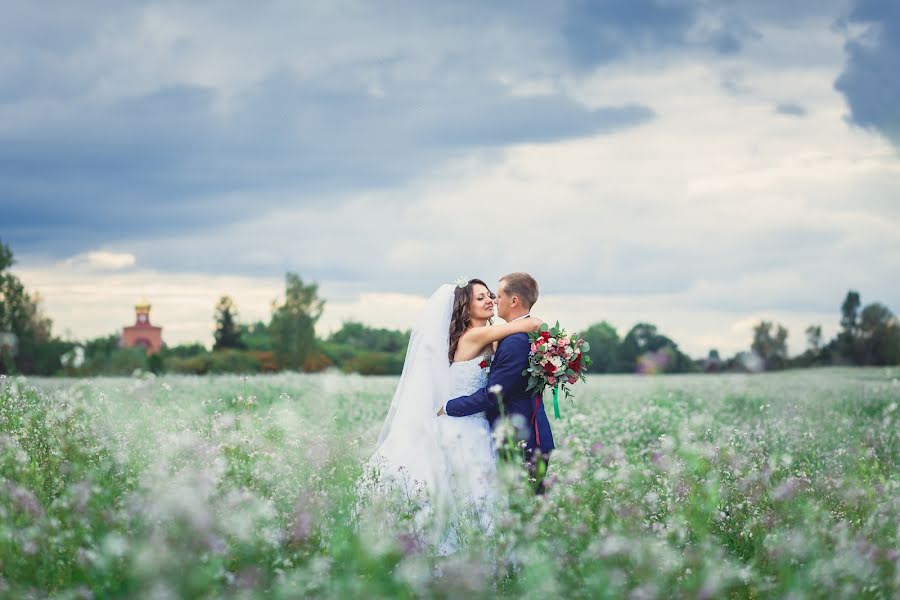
left=0, top=0, right=887, bottom=280
left=834, top=0, right=900, bottom=148
left=0, top=1, right=663, bottom=259
left=562, top=0, right=697, bottom=67
left=1, top=72, right=654, bottom=255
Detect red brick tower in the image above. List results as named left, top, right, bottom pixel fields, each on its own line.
left=122, top=300, right=163, bottom=354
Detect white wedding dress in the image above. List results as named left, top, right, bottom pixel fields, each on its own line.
left=435, top=353, right=498, bottom=553
left=359, top=284, right=498, bottom=555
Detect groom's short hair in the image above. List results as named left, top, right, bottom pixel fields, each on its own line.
left=500, top=272, right=539, bottom=309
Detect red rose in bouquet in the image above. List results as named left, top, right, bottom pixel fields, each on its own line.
left=522, top=322, right=592, bottom=419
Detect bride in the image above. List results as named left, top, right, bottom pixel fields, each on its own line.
left=361, top=279, right=541, bottom=553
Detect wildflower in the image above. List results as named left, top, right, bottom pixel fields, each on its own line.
left=772, top=477, right=808, bottom=501
left=6, top=483, right=43, bottom=518
left=397, top=532, right=424, bottom=555
left=492, top=420, right=516, bottom=446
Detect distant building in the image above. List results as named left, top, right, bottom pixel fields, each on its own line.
left=122, top=301, right=163, bottom=354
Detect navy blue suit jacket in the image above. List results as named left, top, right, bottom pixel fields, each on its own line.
left=445, top=332, right=555, bottom=456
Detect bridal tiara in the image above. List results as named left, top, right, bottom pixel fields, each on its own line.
left=454, top=276, right=469, bottom=288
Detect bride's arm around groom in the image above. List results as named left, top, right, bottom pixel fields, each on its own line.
left=438, top=332, right=531, bottom=417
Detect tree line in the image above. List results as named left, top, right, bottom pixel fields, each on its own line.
left=1, top=238, right=898, bottom=377
left=0, top=238, right=408, bottom=376
left=579, top=290, right=900, bottom=374
left=54, top=273, right=407, bottom=377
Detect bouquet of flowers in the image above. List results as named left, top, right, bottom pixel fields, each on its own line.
left=523, top=322, right=591, bottom=419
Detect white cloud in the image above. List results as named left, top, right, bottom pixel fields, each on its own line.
left=15, top=261, right=281, bottom=346
left=13, top=257, right=845, bottom=357
left=15, top=259, right=425, bottom=349
left=64, top=250, right=137, bottom=271
left=17, top=30, right=896, bottom=357
left=6, top=3, right=898, bottom=360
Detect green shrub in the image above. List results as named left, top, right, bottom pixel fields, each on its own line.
left=80, top=347, right=148, bottom=376
left=341, top=351, right=405, bottom=375
left=165, top=354, right=212, bottom=374
left=208, top=349, right=262, bottom=374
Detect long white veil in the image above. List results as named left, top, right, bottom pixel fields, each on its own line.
left=376, top=284, right=454, bottom=447
left=366, top=284, right=454, bottom=510
left=360, top=284, right=488, bottom=553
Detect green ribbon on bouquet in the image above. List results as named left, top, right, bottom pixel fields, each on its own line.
left=552, top=385, right=560, bottom=420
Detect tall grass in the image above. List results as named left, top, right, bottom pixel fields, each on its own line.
left=1, top=369, right=897, bottom=598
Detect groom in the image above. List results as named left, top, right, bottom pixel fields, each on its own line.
left=438, top=272, right=555, bottom=492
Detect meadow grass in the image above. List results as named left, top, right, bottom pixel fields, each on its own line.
left=0, top=368, right=898, bottom=598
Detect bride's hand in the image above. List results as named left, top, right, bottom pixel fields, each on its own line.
left=524, top=316, right=544, bottom=332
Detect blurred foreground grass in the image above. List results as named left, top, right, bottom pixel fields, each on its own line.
left=1, top=368, right=898, bottom=598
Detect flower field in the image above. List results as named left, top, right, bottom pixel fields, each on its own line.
left=1, top=368, right=898, bottom=598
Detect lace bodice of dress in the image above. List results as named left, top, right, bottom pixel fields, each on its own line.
left=449, top=353, right=491, bottom=413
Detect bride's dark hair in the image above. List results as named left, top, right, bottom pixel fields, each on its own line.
left=448, top=278, right=494, bottom=364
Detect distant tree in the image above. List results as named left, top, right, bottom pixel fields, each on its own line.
left=618, top=323, right=655, bottom=371
left=858, top=302, right=900, bottom=366
left=836, top=290, right=862, bottom=363
left=161, top=342, right=208, bottom=358
left=77, top=333, right=124, bottom=375
left=791, top=324, right=826, bottom=368
left=805, top=325, right=823, bottom=353
left=0, top=238, right=60, bottom=374
left=580, top=321, right=619, bottom=373
left=329, top=321, right=410, bottom=353
left=101, top=347, right=148, bottom=375
left=840, top=291, right=861, bottom=332
left=751, top=321, right=789, bottom=370
left=208, top=349, right=262, bottom=374
left=213, top=295, right=245, bottom=350
left=83, top=333, right=121, bottom=357
left=702, top=349, right=723, bottom=373
left=148, top=352, right=165, bottom=374
left=321, top=321, right=410, bottom=375
left=618, top=322, right=693, bottom=373
left=152, top=343, right=208, bottom=374
left=341, top=351, right=406, bottom=375
left=269, top=273, right=325, bottom=370
left=1, top=239, right=30, bottom=342
left=0, top=241, right=12, bottom=273
left=725, top=350, right=765, bottom=373
left=830, top=291, right=900, bottom=366
left=78, top=339, right=149, bottom=375
left=240, top=320, right=273, bottom=351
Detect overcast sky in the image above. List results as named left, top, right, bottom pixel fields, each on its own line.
left=3, top=0, right=899, bottom=357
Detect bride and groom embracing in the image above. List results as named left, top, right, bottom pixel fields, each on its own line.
left=363, top=272, right=555, bottom=554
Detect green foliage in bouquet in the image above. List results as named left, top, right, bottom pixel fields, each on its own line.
left=522, top=322, right=592, bottom=418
